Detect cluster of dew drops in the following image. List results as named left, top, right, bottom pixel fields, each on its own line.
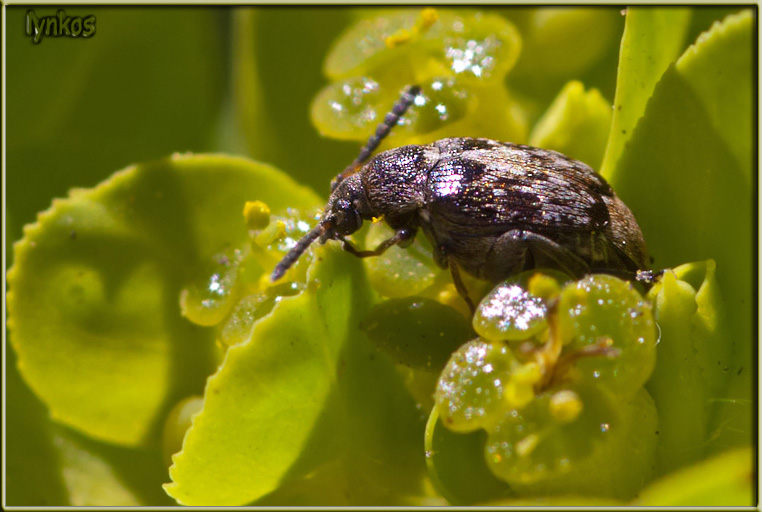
left=433, top=271, right=658, bottom=487
left=179, top=201, right=320, bottom=347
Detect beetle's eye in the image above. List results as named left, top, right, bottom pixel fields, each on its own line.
left=334, top=199, right=362, bottom=236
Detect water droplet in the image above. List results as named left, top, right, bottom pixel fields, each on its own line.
left=180, top=253, right=242, bottom=327
left=475, top=282, right=548, bottom=341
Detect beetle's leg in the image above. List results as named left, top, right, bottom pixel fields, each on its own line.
left=338, top=228, right=416, bottom=258
left=332, top=85, right=421, bottom=191
left=582, top=267, right=665, bottom=293
left=431, top=243, right=449, bottom=269
left=449, top=260, right=476, bottom=315
left=587, top=267, right=664, bottom=285
left=485, top=230, right=589, bottom=280
left=635, top=268, right=665, bottom=283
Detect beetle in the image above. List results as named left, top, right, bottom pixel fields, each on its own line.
left=271, top=85, right=651, bottom=311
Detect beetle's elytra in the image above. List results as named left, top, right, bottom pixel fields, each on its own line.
left=272, top=86, right=649, bottom=311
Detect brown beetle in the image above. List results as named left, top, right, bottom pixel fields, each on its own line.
left=272, top=86, right=650, bottom=311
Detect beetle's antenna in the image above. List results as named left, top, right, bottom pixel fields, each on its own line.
left=271, top=219, right=333, bottom=281
left=332, top=85, right=421, bottom=190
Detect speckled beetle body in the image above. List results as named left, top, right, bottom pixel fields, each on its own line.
left=272, top=87, right=649, bottom=310
left=351, top=137, right=647, bottom=280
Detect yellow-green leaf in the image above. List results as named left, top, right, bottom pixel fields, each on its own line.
left=646, top=261, right=731, bottom=474
left=165, top=243, right=427, bottom=505
left=609, top=11, right=753, bottom=454
left=529, top=80, right=612, bottom=169
left=7, top=154, right=320, bottom=446
left=634, top=446, right=754, bottom=506
left=600, top=7, right=691, bottom=178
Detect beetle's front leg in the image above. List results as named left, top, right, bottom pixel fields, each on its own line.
left=338, top=227, right=416, bottom=258
left=429, top=243, right=475, bottom=315
left=449, top=260, right=476, bottom=315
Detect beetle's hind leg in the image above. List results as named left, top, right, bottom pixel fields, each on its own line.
left=484, top=229, right=590, bottom=280
left=584, top=267, right=665, bottom=292
left=635, top=269, right=664, bottom=283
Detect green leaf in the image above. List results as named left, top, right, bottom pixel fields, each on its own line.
left=312, top=9, right=528, bottom=146
left=324, top=9, right=521, bottom=85
left=675, top=12, right=753, bottom=180
left=634, top=446, right=754, bottom=506
left=165, top=243, right=427, bottom=505
left=609, top=11, right=753, bottom=451
left=50, top=430, right=139, bottom=506
left=646, top=261, right=731, bottom=474
left=10, top=344, right=173, bottom=506
left=165, top=245, right=364, bottom=505
left=529, top=80, right=612, bottom=169
left=601, top=7, right=691, bottom=178
left=7, top=154, right=320, bottom=446
left=361, top=297, right=473, bottom=371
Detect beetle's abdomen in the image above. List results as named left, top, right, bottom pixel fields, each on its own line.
left=420, top=138, right=648, bottom=278
left=425, top=140, right=614, bottom=232
left=602, top=195, right=649, bottom=270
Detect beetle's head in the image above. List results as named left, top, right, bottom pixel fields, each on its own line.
left=270, top=173, right=369, bottom=282
left=325, top=173, right=368, bottom=237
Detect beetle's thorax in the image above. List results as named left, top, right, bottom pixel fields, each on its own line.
left=360, top=144, right=436, bottom=218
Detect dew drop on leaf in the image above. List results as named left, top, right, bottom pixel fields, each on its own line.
left=473, top=281, right=548, bottom=342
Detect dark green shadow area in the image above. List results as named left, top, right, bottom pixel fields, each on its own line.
left=6, top=7, right=227, bottom=266
left=244, top=7, right=358, bottom=192
left=6, top=344, right=69, bottom=505
left=254, top=336, right=429, bottom=506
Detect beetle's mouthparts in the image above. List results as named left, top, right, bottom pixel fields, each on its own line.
left=270, top=218, right=334, bottom=282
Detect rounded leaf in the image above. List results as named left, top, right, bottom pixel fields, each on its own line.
left=556, top=275, right=657, bottom=396
left=7, top=154, right=320, bottom=446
